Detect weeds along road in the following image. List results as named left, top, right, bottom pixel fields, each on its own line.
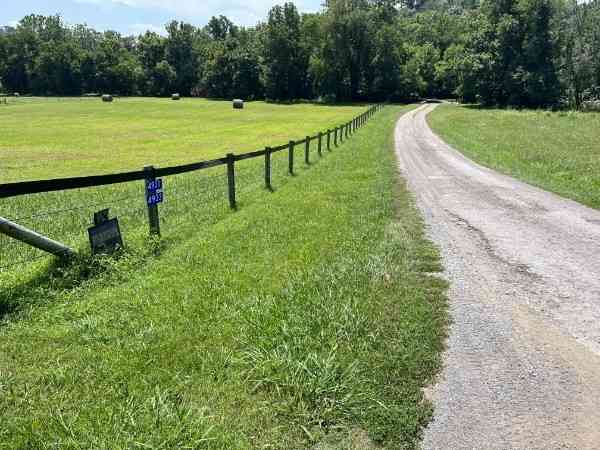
left=395, top=104, right=600, bottom=450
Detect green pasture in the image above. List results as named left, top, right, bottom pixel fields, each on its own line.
left=0, top=97, right=362, bottom=183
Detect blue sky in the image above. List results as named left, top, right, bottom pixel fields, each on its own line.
left=1, top=0, right=324, bottom=35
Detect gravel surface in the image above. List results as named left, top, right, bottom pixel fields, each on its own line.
left=394, top=104, right=600, bottom=450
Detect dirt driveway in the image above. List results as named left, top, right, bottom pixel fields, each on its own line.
left=394, top=104, right=600, bottom=450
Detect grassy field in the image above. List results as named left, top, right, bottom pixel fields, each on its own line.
left=0, top=99, right=361, bottom=274
left=0, top=97, right=362, bottom=183
left=0, top=104, right=448, bottom=448
left=428, top=104, right=600, bottom=210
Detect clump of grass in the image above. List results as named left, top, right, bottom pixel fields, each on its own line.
left=428, top=104, right=600, bottom=210
left=0, top=105, right=447, bottom=449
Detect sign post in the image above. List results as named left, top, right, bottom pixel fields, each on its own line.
left=144, top=166, right=163, bottom=236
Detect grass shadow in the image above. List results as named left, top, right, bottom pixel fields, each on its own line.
left=0, top=238, right=165, bottom=325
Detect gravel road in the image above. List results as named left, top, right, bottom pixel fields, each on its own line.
left=394, top=104, right=600, bottom=450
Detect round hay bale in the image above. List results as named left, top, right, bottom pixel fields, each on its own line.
left=102, top=94, right=113, bottom=103
left=14, top=92, right=20, bottom=97
left=172, top=93, right=181, bottom=100
left=233, top=99, right=244, bottom=109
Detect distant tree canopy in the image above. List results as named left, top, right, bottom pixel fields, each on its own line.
left=0, top=0, right=598, bottom=108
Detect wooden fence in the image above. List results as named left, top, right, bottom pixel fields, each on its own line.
left=0, top=104, right=384, bottom=262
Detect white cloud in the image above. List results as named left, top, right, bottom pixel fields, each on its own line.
left=128, top=22, right=166, bottom=35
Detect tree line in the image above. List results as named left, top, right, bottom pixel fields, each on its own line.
left=0, top=0, right=598, bottom=109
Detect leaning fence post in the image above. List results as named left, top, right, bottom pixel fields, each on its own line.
left=305, top=136, right=310, bottom=165
left=334, top=127, right=338, bottom=147
left=318, top=132, right=322, bottom=156
left=327, top=129, right=331, bottom=150
left=0, top=216, right=74, bottom=259
left=265, top=147, right=272, bottom=191
left=288, top=140, right=295, bottom=175
left=144, top=166, right=161, bottom=236
left=226, top=153, right=237, bottom=210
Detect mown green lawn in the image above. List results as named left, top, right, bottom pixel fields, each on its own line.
left=0, top=104, right=447, bottom=449
left=428, top=104, right=600, bottom=210
left=0, top=98, right=362, bottom=183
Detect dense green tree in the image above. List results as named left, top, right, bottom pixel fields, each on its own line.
left=165, top=21, right=200, bottom=95
left=313, top=0, right=374, bottom=101
left=0, top=1, right=597, bottom=108
left=558, top=0, right=600, bottom=109
left=263, top=3, right=307, bottom=100
left=202, top=32, right=262, bottom=99
left=138, top=32, right=173, bottom=95
left=206, top=16, right=238, bottom=41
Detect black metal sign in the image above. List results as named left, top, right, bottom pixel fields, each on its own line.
left=88, top=210, right=123, bottom=255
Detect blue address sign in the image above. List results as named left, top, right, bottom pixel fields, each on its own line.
left=146, top=178, right=164, bottom=206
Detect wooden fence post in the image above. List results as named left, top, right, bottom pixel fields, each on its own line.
left=288, top=141, right=295, bottom=175
left=226, top=153, right=236, bottom=210
left=318, top=132, right=322, bottom=156
left=334, top=127, right=338, bottom=147
left=327, top=129, right=331, bottom=150
left=265, top=147, right=272, bottom=191
left=305, top=137, right=310, bottom=165
left=144, top=166, right=161, bottom=236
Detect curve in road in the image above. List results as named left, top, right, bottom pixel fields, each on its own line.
left=394, top=104, right=600, bottom=450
